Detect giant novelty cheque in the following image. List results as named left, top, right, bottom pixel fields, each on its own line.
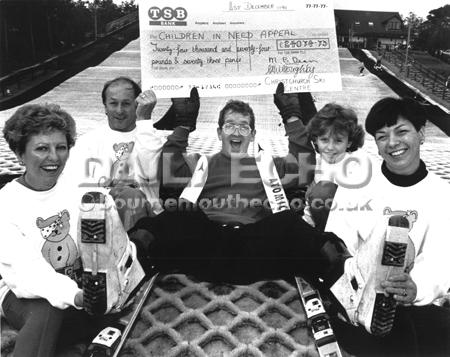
left=139, top=0, right=341, bottom=97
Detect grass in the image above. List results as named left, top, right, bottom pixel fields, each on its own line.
left=372, top=49, right=450, bottom=78
left=408, top=50, right=450, bottom=77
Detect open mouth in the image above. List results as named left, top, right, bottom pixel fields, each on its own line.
left=230, top=138, right=242, bottom=151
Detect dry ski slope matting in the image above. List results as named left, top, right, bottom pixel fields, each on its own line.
left=118, top=274, right=352, bottom=357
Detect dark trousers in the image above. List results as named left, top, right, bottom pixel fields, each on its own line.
left=132, top=209, right=350, bottom=285
left=2, top=290, right=117, bottom=357
left=330, top=304, right=450, bottom=357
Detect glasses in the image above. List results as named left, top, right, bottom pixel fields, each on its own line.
left=222, top=123, right=252, bottom=136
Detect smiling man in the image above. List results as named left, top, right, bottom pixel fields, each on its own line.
left=103, top=79, right=137, bottom=132
left=158, top=83, right=315, bottom=225
left=325, top=97, right=450, bottom=356
left=66, top=76, right=166, bottom=228
left=128, top=84, right=355, bottom=291
left=217, top=106, right=255, bottom=156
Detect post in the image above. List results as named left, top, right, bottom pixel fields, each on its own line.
left=348, top=26, right=353, bottom=48
left=404, top=21, right=411, bottom=74
left=444, top=82, right=448, bottom=99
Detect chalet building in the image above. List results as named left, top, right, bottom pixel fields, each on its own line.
left=334, top=10, right=407, bottom=50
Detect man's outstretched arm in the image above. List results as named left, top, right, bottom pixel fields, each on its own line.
left=273, top=82, right=316, bottom=187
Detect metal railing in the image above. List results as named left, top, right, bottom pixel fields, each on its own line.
left=383, top=51, right=449, bottom=100
left=0, top=55, right=61, bottom=98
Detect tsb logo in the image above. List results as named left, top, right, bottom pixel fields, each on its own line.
left=148, top=7, right=187, bottom=21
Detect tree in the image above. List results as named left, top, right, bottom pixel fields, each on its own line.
left=120, top=0, right=138, bottom=15
left=0, top=0, right=136, bottom=74
left=49, top=0, right=92, bottom=47
left=88, top=0, right=122, bottom=34
left=417, top=5, right=450, bottom=53
left=403, top=12, right=423, bottom=50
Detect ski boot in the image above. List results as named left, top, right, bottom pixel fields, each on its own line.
left=331, top=214, right=415, bottom=336
left=153, top=87, right=199, bottom=131
left=153, top=106, right=176, bottom=130
left=78, top=189, right=145, bottom=315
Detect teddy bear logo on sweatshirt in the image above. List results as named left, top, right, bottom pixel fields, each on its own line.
left=36, top=210, right=78, bottom=271
left=111, top=141, right=135, bottom=181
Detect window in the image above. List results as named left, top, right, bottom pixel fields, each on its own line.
left=387, top=20, right=400, bottom=30
left=368, top=22, right=374, bottom=26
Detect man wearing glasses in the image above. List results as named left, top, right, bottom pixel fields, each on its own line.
left=130, top=83, right=350, bottom=286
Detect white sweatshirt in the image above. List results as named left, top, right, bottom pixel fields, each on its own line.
left=64, top=121, right=165, bottom=214
left=0, top=179, right=82, bottom=314
left=326, top=163, right=450, bottom=306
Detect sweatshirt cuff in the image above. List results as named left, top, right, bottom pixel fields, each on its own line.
left=411, top=273, right=433, bottom=306
left=413, top=285, right=427, bottom=306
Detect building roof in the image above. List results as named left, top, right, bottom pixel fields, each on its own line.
left=335, top=9, right=406, bottom=37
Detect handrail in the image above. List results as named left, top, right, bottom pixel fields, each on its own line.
left=0, top=55, right=59, bottom=83
left=389, top=50, right=447, bottom=83
left=382, top=50, right=450, bottom=100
